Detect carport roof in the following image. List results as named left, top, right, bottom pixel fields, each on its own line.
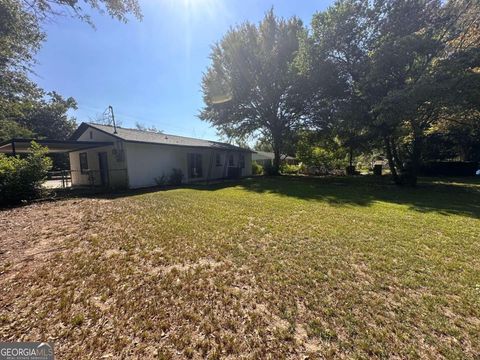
left=0, top=139, right=114, bottom=154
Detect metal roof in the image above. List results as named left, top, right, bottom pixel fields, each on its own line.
left=72, top=123, right=252, bottom=152
left=252, top=151, right=296, bottom=161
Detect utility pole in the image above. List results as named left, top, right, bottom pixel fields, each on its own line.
left=109, top=105, right=117, bottom=134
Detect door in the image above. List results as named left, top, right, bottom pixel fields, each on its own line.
left=98, top=152, right=109, bottom=186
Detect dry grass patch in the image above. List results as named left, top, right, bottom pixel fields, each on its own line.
left=1, top=176, right=479, bottom=359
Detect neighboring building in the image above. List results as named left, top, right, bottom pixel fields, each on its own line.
left=252, top=151, right=298, bottom=167
left=0, top=122, right=253, bottom=189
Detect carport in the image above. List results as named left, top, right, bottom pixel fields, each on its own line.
left=0, top=139, right=113, bottom=155
left=0, top=138, right=115, bottom=188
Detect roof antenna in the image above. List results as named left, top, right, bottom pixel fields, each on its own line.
left=108, top=105, right=117, bottom=134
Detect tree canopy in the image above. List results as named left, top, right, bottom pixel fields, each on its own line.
left=302, top=0, right=480, bottom=184
left=201, top=1, right=479, bottom=184
left=200, top=10, right=307, bottom=173
left=0, top=0, right=142, bottom=143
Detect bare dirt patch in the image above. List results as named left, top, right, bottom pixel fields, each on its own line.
left=0, top=199, right=115, bottom=280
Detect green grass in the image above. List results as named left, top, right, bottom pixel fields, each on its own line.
left=1, top=176, right=479, bottom=359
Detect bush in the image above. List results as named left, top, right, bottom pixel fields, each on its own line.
left=263, top=162, right=278, bottom=176
left=297, top=145, right=347, bottom=175
left=420, top=161, right=478, bottom=177
left=154, top=174, right=168, bottom=186
left=280, top=164, right=300, bottom=174
left=155, top=168, right=184, bottom=186
left=0, top=142, right=52, bottom=205
left=169, top=168, right=184, bottom=185
left=252, top=161, right=263, bottom=175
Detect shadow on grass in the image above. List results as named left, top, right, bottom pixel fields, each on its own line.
left=43, top=175, right=480, bottom=219
left=188, top=175, right=480, bottom=219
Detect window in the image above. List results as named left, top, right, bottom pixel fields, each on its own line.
left=228, top=154, right=235, bottom=166
left=89, top=131, right=93, bottom=139
left=188, top=153, right=203, bottom=178
left=79, top=153, right=89, bottom=174
left=239, top=153, right=245, bottom=169
left=215, top=153, right=222, bottom=166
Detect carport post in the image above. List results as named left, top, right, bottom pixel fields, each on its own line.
left=11, top=141, right=16, bottom=156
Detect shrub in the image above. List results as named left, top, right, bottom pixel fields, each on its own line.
left=154, top=174, right=168, bottom=186
left=263, top=162, right=278, bottom=176
left=280, top=164, right=300, bottom=175
left=420, top=161, right=478, bottom=177
left=252, top=161, right=263, bottom=175
left=0, top=142, right=52, bottom=205
left=297, top=145, right=347, bottom=175
left=169, top=168, right=184, bottom=185
left=155, top=168, right=184, bottom=186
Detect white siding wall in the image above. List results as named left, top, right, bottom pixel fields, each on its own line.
left=69, top=127, right=128, bottom=187
left=125, top=142, right=252, bottom=188
left=70, top=125, right=252, bottom=189
left=76, top=127, right=119, bottom=142
left=69, top=145, right=128, bottom=187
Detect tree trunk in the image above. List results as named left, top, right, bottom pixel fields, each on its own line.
left=272, top=146, right=281, bottom=175
left=390, top=138, right=404, bottom=172
left=385, top=136, right=400, bottom=185
left=408, top=131, right=422, bottom=187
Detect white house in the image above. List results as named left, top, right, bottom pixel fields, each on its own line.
left=252, top=151, right=298, bottom=167
left=68, top=123, right=253, bottom=188
left=0, top=122, right=253, bottom=189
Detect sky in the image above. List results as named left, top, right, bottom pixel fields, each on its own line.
left=32, top=0, right=331, bottom=141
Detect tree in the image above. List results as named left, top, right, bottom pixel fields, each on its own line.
left=135, top=122, right=161, bottom=133
left=19, top=0, right=142, bottom=25
left=0, top=0, right=142, bottom=143
left=296, top=131, right=347, bottom=174
left=200, top=10, right=307, bottom=174
left=304, top=0, right=480, bottom=185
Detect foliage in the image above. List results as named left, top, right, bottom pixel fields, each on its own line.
left=154, top=174, right=168, bottom=187
left=169, top=168, right=184, bottom=186
left=200, top=9, right=307, bottom=174
left=263, top=162, right=278, bottom=176
left=135, top=122, right=162, bottom=133
left=299, top=0, right=480, bottom=185
left=252, top=161, right=263, bottom=175
left=0, top=142, right=52, bottom=205
left=420, top=161, right=479, bottom=177
left=296, top=131, right=347, bottom=174
left=280, top=164, right=300, bottom=175
left=0, top=0, right=78, bottom=143
left=0, top=0, right=142, bottom=146
left=155, top=168, right=184, bottom=187
left=18, top=0, right=142, bottom=25
left=0, top=120, right=34, bottom=141
left=0, top=0, right=45, bottom=123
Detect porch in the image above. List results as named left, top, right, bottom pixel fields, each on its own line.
left=0, top=138, right=128, bottom=188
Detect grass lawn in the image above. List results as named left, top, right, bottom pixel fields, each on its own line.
left=1, top=176, right=479, bottom=359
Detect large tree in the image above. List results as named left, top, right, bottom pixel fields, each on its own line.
left=200, top=10, right=307, bottom=173
left=304, top=0, right=480, bottom=185
left=0, top=0, right=142, bottom=142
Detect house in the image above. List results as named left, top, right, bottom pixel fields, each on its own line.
left=0, top=122, right=253, bottom=189
left=252, top=151, right=298, bottom=167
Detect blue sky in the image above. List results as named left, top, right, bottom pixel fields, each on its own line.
left=32, top=0, right=331, bottom=141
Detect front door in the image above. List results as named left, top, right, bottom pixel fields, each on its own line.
left=98, top=152, right=109, bottom=186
